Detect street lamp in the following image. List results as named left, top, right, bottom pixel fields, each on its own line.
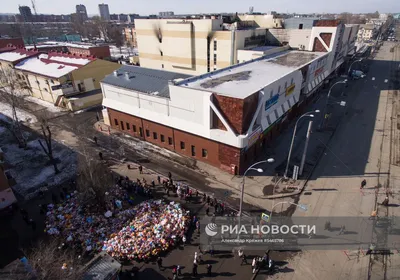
left=238, top=158, right=275, bottom=218
left=348, top=59, right=363, bottom=77
left=283, top=110, right=319, bottom=178
left=318, top=79, right=347, bottom=130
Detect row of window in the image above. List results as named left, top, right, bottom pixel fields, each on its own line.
left=114, top=118, right=208, bottom=158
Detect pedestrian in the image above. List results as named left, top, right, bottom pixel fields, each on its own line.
left=157, top=175, right=161, bottom=185
left=198, top=245, right=203, bottom=254
left=168, top=171, right=172, bottom=179
left=196, top=190, right=199, bottom=197
left=98, top=151, right=103, bottom=160
left=252, top=257, right=257, bottom=272
left=241, top=253, right=248, bottom=265
left=361, top=179, right=367, bottom=189
left=157, top=257, right=163, bottom=270
left=203, top=193, right=206, bottom=203
left=192, top=263, right=198, bottom=276
left=206, top=206, right=210, bottom=216
left=196, top=220, right=200, bottom=233
left=177, top=265, right=182, bottom=276
left=182, top=235, right=186, bottom=247
left=139, top=165, right=143, bottom=174
left=93, top=136, right=97, bottom=145
left=207, top=264, right=212, bottom=276
left=172, top=266, right=177, bottom=278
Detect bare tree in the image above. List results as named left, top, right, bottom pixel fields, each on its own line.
left=76, top=151, right=113, bottom=211
left=92, top=16, right=109, bottom=42
left=0, top=68, right=30, bottom=148
left=37, top=116, right=59, bottom=174
left=16, top=238, right=85, bottom=280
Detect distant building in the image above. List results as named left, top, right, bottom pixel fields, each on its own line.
left=119, top=14, right=129, bottom=22
left=357, top=23, right=375, bottom=40
left=76, top=4, right=88, bottom=22
left=159, top=11, right=174, bottom=17
left=110, top=14, right=119, bottom=21
left=18, top=5, right=32, bottom=22
left=123, top=27, right=137, bottom=47
left=99, top=3, right=110, bottom=21
left=0, top=38, right=25, bottom=48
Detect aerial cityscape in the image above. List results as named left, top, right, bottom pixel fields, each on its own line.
left=0, top=1, right=399, bottom=280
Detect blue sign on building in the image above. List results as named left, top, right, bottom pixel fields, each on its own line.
left=265, top=94, right=279, bottom=111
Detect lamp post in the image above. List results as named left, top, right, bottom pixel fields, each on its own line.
left=347, top=59, right=363, bottom=77
left=283, top=110, right=319, bottom=179
left=238, top=158, right=275, bottom=218
left=318, top=80, right=347, bottom=130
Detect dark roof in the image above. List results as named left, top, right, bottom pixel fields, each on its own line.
left=101, top=65, right=191, bottom=98
left=82, top=253, right=121, bottom=280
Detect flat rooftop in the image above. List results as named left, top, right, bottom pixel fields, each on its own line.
left=249, top=45, right=280, bottom=52
left=177, top=50, right=326, bottom=99
left=102, top=65, right=191, bottom=98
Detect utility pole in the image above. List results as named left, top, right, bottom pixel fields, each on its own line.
left=299, top=120, right=313, bottom=176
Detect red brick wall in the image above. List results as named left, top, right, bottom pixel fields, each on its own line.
left=242, top=93, right=259, bottom=133
left=0, top=38, right=24, bottom=48
left=218, top=144, right=241, bottom=173
left=108, top=109, right=144, bottom=140
left=313, top=37, right=327, bottom=52
left=320, top=33, right=332, bottom=48
left=314, top=20, right=341, bottom=27
left=174, top=129, right=220, bottom=166
left=89, top=46, right=111, bottom=59
left=142, top=119, right=174, bottom=151
left=213, top=94, right=244, bottom=134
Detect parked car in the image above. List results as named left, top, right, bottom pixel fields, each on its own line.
left=351, top=70, right=366, bottom=80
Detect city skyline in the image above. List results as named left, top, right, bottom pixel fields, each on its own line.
left=4, top=0, right=400, bottom=15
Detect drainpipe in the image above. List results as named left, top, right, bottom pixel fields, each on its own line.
left=230, top=29, right=236, bottom=65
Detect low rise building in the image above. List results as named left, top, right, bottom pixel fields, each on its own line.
left=3, top=51, right=121, bottom=111
left=0, top=37, right=25, bottom=48
left=102, top=50, right=328, bottom=174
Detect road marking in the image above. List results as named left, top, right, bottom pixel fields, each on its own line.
left=384, top=79, right=388, bottom=83
left=372, top=77, right=375, bottom=80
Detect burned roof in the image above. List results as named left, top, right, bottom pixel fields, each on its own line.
left=101, top=65, right=191, bottom=98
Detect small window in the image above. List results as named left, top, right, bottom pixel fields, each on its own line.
left=274, top=109, right=279, bottom=119
left=266, top=115, right=272, bottom=125
left=202, top=148, right=208, bottom=158
left=281, top=104, right=286, bottom=113
left=126, top=122, right=130, bottom=130
left=291, top=78, right=294, bottom=85
left=168, top=137, right=173, bottom=145
left=153, top=132, right=158, bottom=140
left=160, top=51, right=163, bottom=56
left=284, top=81, right=287, bottom=88
left=120, top=121, right=125, bottom=130
left=161, top=134, right=165, bottom=142
left=51, top=79, right=54, bottom=84
left=299, top=23, right=303, bottom=30
left=278, top=85, right=281, bottom=93
left=139, top=127, right=143, bottom=137
left=161, top=64, right=164, bottom=68
left=114, top=119, right=118, bottom=126
left=180, top=141, right=185, bottom=150
left=44, top=88, right=48, bottom=92
left=213, top=40, right=217, bottom=51
left=191, top=145, right=196, bottom=156
left=213, top=54, right=217, bottom=65
left=270, top=90, right=273, bottom=98
left=133, top=125, right=137, bottom=132
left=145, top=129, right=150, bottom=137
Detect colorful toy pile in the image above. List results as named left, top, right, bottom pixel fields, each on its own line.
left=102, top=200, right=190, bottom=260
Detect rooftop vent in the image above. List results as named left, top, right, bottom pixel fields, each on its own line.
left=113, top=71, right=118, bottom=77
left=124, top=72, right=131, bottom=80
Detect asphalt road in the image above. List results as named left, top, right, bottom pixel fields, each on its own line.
left=259, top=42, right=400, bottom=280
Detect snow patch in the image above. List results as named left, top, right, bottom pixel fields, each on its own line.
left=0, top=51, right=28, bottom=62
left=23, top=95, right=67, bottom=113
left=0, top=101, right=37, bottom=123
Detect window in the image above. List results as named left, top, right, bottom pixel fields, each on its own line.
left=270, top=90, right=273, bottom=98
left=191, top=145, right=196, bottom=156
left=274, top=109, right=279, bottom=119
left=284, top=81, right=287, bottom=88
left=266, top=115, right=272, bottom=125
left=145, top=129, right=150, bottom=137
left=161, top=64, right=164, bottom=68
left=120, top=121, right=125, bottom=130
left=202, top=148, right=208, bottom=158
left=180, top=141, right=185, bottom=150
left=126, top=122, right=130, bottom=130
left=44, top=88, right=48, bottom=92
left=278, top=85, right=281, bottom=93
left=160, top=51, right=163, bottom=56
left=299, top=23, right=303, bottom=30
left=50, top=79, right=54, bottom=84
left=139, top=127, right=143, bottom=137
left=161, top=134, right=165, bottom=142
left=213, top=40, right=217, bottom=51
left=168, top=137, right=173, bottom=145
left=153, top=132, right=158, bottom=140
left=291, top=78, right=294, bottom=85
left=17, top=74, right=21, bottom=79
left=133, top=125, right=137, bottom=132
left=281, top=104, right=286, bottom=113
left=213, top=54, right=217, bottom=65
left=114, top=119, right=118, bottom=126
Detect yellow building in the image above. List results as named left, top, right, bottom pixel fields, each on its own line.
left=135, top=16, right=282, bottom=75
left=11, top=52, right=120, bottom=111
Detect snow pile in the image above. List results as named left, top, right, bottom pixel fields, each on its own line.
left=0, top=101, right=37, bottom=123
left=1, top=133, right=77, bottom=200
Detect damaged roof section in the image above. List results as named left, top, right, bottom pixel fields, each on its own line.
left=200, top=71, right=251, bottom=89
left=269, top=52, right=319, bottom=67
